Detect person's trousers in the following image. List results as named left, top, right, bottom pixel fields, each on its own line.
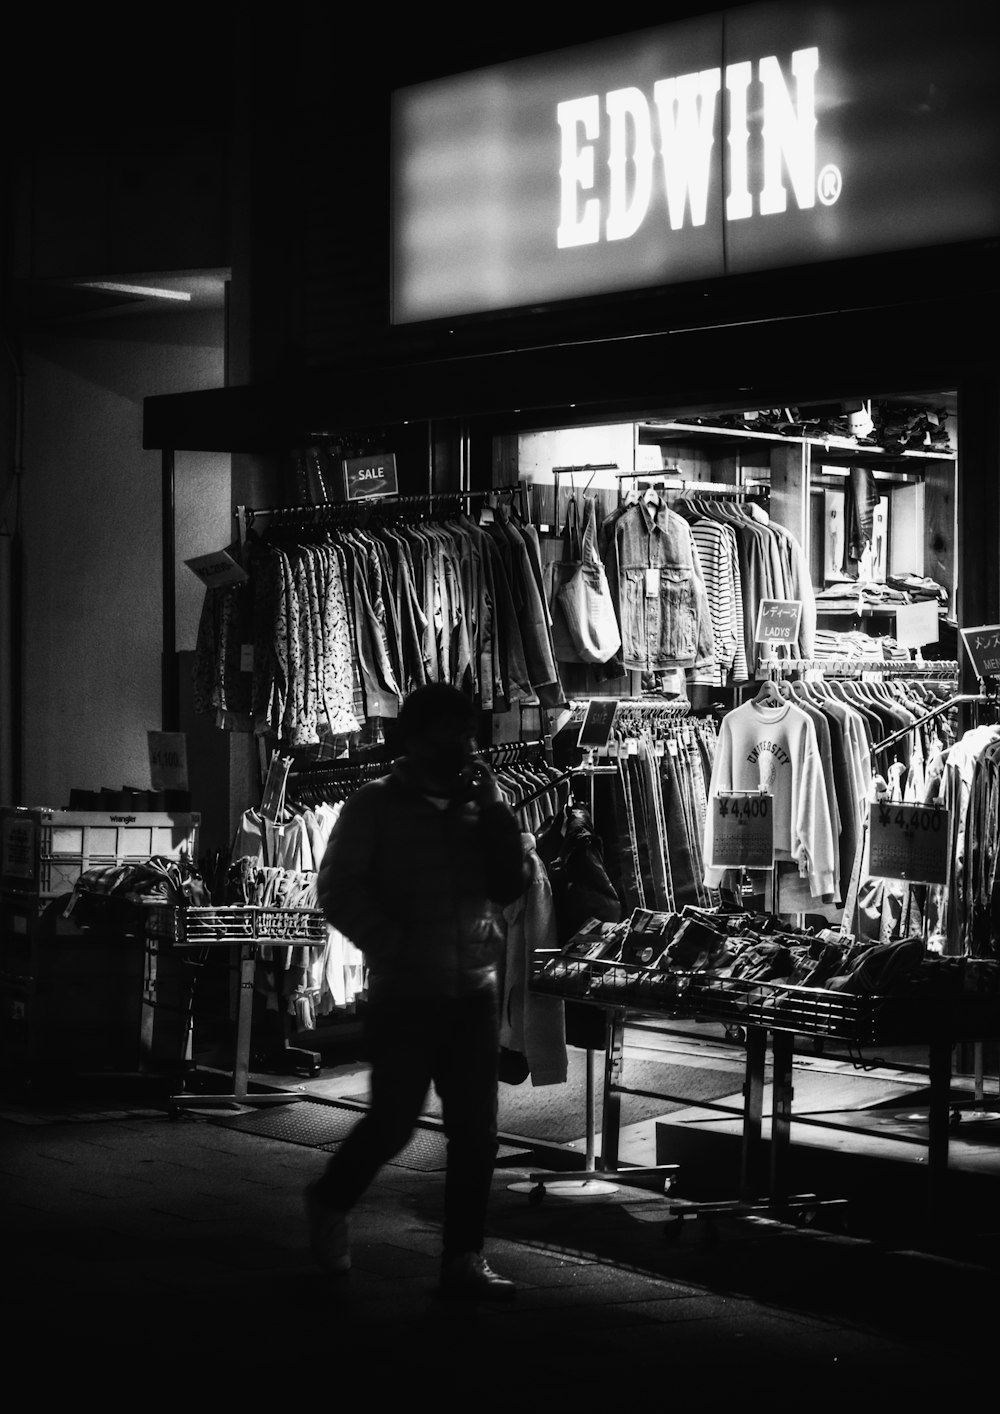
left=315, top=987, right=500, bottom=1260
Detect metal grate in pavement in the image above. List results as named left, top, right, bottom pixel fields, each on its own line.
left=317, top=1124, right=451, bottom=1170
left=211, top=1099, right=361, bottom=1147
left=210, top=1098, right=529, bottom=1171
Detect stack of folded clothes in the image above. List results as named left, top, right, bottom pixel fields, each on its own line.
left=815, top=578, right=948, bottom=616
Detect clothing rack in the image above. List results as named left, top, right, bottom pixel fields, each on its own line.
left=286, top=757, right=391, bottom=804
left=553, top=463, right=619, bottom=483
left=510, top=768, right=576, bottom=815
left=616, top=475, right=769, bottom=500
left=871, top=693, right=995, bottom=759
left=610, top=698, right=692, bottom=731
left=768, top=658, right=959, bottom=678
left=286, top=737, right=551, bottom=784
left=546, top=464, right=620, bottom=531
left=286, top=740, right=559, bottom=807
left=235, top=485, right=527, bottom=543
left=476, top=738, right=549, bottom=767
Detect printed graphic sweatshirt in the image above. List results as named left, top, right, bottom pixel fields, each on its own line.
left=702, top=698, right=836, bottom=900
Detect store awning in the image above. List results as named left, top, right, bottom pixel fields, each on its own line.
left=142, top=246, right=1000, bottom=453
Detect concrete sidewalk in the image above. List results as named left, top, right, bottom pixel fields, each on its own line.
left=2, top=1082, right=998, bottom=1408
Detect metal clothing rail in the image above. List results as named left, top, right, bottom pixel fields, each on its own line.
left=510, top=768, right=576, bottom=815
left=617, top=475, right=768, bottom=499
left=235, top=485, right=526, bottom=539
left=285, top=738, right=554, bottom=796
left=608, top=698, right=692, bottom=714
left=871, top=693, right=993, bottom=759
left=610, top=699, right=693, bottom=733
left=476, top=738, right=548, bottom=766
left=770, top=658, right=959, bottom=677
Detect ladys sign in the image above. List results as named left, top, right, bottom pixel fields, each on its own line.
left=390, top=0, right=1000, bottom=323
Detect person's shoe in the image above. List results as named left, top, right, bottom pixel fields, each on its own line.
left=304, top=1181, right=350, bottom=1273
left=440, top=1252, right=517, bottom=1301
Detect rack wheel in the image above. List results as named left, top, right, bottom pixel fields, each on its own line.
left=529, top=1183, right=546, bottom=1207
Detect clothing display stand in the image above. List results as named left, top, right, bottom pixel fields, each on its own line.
left=155, top=909, right=328, bottom=1116
left=524, top=697, right=693, bottom=1202
left=546, top=463, right=619, bottom=535
left=615, top=473, right=770, bottom=502
left=522, top=1004, right=681, bottom=1205
left=235, top=482, right=528, bottom=539
left=771, top=659, right=960, bottom=678
left=530, top=950, right=1000, bottom=1237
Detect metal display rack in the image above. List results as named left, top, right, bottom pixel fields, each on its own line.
left=147, top=904, right=328, bottom=1113
left=530, top=946, right=1000, bottom=1231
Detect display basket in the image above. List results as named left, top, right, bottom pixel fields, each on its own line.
left=146, top=904, right=328, bottom=948
left=530, top=953, right=1000, bottom=1046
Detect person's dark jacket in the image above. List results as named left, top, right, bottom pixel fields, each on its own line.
left=317, top=759, right=529, bottom=999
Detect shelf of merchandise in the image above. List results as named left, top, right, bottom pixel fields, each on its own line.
left=638, top=419, right=956, bottom=464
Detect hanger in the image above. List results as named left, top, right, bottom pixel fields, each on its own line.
left=753, top=678, right=785, bottom=707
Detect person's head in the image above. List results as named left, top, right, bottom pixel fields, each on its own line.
left=394, top=685, right=479, bottom=794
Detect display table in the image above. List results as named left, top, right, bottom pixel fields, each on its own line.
left=531, top=950, right=1000, bottom=1228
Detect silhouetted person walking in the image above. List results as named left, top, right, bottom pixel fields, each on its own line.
left=305, top=684, right=529, bottom=1299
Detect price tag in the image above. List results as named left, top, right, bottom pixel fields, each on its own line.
left=754, top=599, right=802, bottom=646
left=868, top=802, right=950, bottom=885
left=184, top=549, right=248, bottom=587
left=895, top=600, right=939, bottom=650
left=711, top=792, right=773, bottom=869
left=634, top=444, right=664, bottom=472
left=148, top=732, right=190, bottom=792
left=960, top=623, right=1000, bottom=681
left=577, top=698, right=619, bottom=752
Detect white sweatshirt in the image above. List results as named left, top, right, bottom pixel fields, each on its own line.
left=703, top=698, right=836, bottom=899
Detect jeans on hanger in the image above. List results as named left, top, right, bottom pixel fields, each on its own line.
left=591, top=770, right=636, bottom=913
left=659, top=746, right=701, bottom=908
left=627, top=754, right=659, bottom=908
left=639, top=742, right=672, bottom=910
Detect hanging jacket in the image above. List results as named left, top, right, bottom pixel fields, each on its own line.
left=602, top=498, right=715, bottom=674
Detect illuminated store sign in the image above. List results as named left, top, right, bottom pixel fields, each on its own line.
left=556, top=47, right=824, bottom=248
left=390, top=0, right=1000, bottom=324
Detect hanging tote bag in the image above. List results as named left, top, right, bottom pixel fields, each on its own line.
left=556, top=495, right=622, bottom=664
left=544, top=493, right=588, bottom=664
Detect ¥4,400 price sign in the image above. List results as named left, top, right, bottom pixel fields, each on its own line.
left=147, top=731, right=189, bottom=792
left=711, top=792, right=773, bottom=870
left=868, top=801, right=950, bottom=886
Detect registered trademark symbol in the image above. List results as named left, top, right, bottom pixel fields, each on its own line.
left=817, top=164, right=842, bottom=205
